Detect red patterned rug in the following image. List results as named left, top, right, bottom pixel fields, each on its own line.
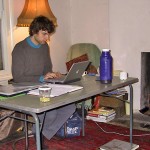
left=0, top=120, right=150, bottom=150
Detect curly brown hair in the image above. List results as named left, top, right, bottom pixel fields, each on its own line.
left=29, top=16, right=55, bottom=36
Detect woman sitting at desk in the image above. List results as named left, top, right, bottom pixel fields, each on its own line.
left=12, top=16, right=76, bottom=150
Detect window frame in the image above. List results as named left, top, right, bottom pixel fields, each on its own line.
left=0, top=0, right=13, bottom=83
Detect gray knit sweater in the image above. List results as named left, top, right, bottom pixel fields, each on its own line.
left=12, top=38, right=52, bottom=83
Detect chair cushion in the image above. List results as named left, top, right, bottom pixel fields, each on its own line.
left=66, top=53, right=89, bottom=71
left=66, top=43, right=101, bottom=70
left=66, top=53, right=98, bottom=74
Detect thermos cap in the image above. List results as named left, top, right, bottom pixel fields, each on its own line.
left=102, top=49, right=110, bottom=52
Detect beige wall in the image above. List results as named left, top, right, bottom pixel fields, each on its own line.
left=70, top=0, right=109, bottom=49
left=109, top=0, right=150, bottom=110
left=12, top=0, right=150, bottom=110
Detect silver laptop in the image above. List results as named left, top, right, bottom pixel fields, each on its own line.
left=0, top=84, right=40, bottom=96
left=45, top=61, right=90, bottom=84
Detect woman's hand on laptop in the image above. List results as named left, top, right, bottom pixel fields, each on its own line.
left=44, top=72, right=62, bottom=79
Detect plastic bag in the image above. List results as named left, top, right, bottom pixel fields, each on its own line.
left=56, top=112, right=82, bottom=138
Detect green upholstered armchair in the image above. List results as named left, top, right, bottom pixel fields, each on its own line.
left=66, top=43, right=101, bottom=72
left=66, top=43, right=101, bottom=110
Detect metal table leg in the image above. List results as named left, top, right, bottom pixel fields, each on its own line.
left=30, top=112, right=41, bottom=150
left=82, top=101, right=85, bottom=136
left=129, top=84, right=133, bottom=148
left=24, top=114, right=29, bottom=150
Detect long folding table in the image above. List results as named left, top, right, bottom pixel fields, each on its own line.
left=0, top=76, right=138, bottom=150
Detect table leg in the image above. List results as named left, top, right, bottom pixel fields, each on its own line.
left=81, top=101, right=85, bottom=136
left=129, top=84, right=133, bottom=148
left=24, top=114, right=28, bottom=150
left=30, top=112, right=41, bottom=150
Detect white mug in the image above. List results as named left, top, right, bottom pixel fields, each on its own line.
left=120, top=72, right=128, bottom=80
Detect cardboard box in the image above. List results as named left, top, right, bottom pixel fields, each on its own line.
left=100, top=96, right=126, bottom=118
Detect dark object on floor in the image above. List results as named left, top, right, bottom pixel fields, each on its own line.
left=139, top=107, right=149, bottom=114
left=8, top=78, right=14, bottom=84
left=140, top=123, right=150, bottom=129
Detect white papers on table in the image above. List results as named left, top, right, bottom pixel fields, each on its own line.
left=28, top=84, right=83, bottom=97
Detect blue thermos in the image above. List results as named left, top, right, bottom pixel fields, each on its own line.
left=100, top=49, right=113, bottom=84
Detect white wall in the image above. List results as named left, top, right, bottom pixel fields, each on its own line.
left=71, top=0, right=109, bottom=49
left=109, top=0, right=150, bottom=110
left=48, top=0, right=71, bottom=73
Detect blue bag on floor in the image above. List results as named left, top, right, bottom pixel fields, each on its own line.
left=56, top=112, right=82, bottom=138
